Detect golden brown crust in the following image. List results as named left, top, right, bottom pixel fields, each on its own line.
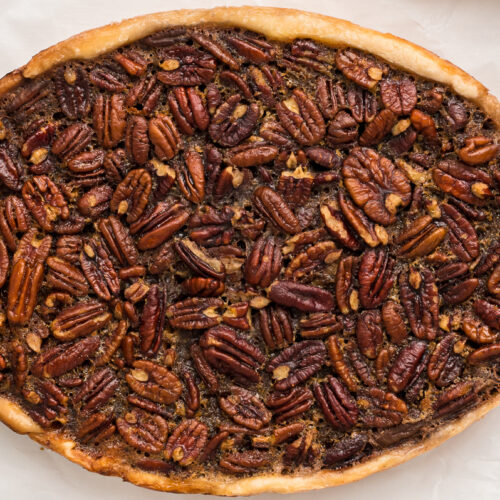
left=0, top=392, right=499, bottom=495
left=1, top=6, right=500, bottom=494
left=1, top=7, right=499, bottom=126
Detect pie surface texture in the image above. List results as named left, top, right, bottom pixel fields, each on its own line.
left=0, top=6, right=499, bottom=495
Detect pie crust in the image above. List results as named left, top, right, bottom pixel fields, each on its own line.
left=0, top=6, right=499, bottom=495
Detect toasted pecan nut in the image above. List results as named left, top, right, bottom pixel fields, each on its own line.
left=200, top=325, right=265, bottom=383
left=267, top=340, right=326, bottom=391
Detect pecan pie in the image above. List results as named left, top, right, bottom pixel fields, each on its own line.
left=0, top=7, right=499, bottom=495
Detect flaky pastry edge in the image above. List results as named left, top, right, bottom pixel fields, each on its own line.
left=0, top=6, right=499, bottom=495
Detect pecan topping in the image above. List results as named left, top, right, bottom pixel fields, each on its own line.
left=358, top=249, right=394, bottom=309
left=168, top=86, right=210, bottom=135
left=110, top=169, right=152, bottom=223
left=93, top=94, right=126, bottom=148
left=54, top=67, right=90, bottom=120
left=167, top=297, right=223, bottom=330
left=73, top=368, right=119, bottom=411
left=0, top=23, right=499, bottom=482
left=258, top=306, right=293, bottom=349
left=80, top=239, right=120, bottom=301
left=433, top=159, right=493, bottom=206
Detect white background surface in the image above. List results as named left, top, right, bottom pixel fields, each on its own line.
left=0, top=0, right=499, bottom=498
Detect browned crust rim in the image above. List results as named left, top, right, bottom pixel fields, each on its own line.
left=0, top=6, right=499, bottom=495
left=1, top=392, right=499, bottom=495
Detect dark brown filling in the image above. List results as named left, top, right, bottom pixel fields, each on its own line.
left=0, top=25, right=498, bottom=478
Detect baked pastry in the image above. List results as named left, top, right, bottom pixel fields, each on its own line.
left=0, top=6, right=499, bottom=495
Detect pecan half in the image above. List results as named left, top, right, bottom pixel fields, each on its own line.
left=98, top=216, right=139, bottom=265
left=258, top=306, right=293, bottom=349
left=381, top=301, right=407, bottom=344
left=314, top=376, right=358, bottom=430
left=253, top=186, right=300, bottom=234
left=7, top=228, right=51, bottom=325
left=73, top=368, right=119, bottom=411
left=458, top=136, right=498, bottom=166
left=441, top=203, right=479, bottom=262
left=164, top=419, right=208, bottom=465
left=356, top=310, right=383, bottom=359
left=276, top=89, right=325, bottom=146
left=209, top=94, right=259, bottom=147
left=387, top=341, right=427, bottom=393
left=167, top=297, right=223, bottom=330
left=157, top=45, right=216, bottom=86
left=130, top=201, right=189, bottom=251
left=54, top=66, right=90, bottom=119
left=434, top=382, right=477, bottom=417
left=359, top=388, right=407, bottom=427
left=396, top=215, right=447, bottom=259
left=126, top=360, right=182, bottom=405
left=433, top=160, right=493, bottom=206
left=51, top=300, right=111, bottom=341
left=22, top=176, right=69, bottom=231
left=336, top=50, right=383, bottom=89
left=174, top=238, right=225, bottom=279
left=399, top=268, right=439, bottom=340
left=80, top=239, right=120, bottom=301
left=32, top=336, right=100, bottom=378
left=139, top=285, right=167, bottom=356
left=116, top=408, right=168, bottom=453
left=244, top=236, right=282, bottom=288
left=267, top=340, right=326, bottom=391
left=168, top=86, right=210, bottom=135
left=149, top=114, right=181, bottom=162
left=268, top=280, right=335, bottom=312
left=219, top=386, right=271, bottom=430
left=380, top=79, right=417, bottom=115
left=428, top=334, right=463, bottom=387
left=358, top=249, right=394, bottom=309
left=93, top=94, right=126, bottom=149
left=200, top=325, right=265, bottom=383
left=110, top=169, right=152, bottom=223
left=342, top=147, right=411, bottom=225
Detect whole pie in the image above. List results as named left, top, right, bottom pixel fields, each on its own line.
left=0, top=6, right=499, bottom=495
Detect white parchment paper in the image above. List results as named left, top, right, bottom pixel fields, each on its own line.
left=0, top=0, right=499, bottom=498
